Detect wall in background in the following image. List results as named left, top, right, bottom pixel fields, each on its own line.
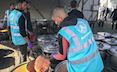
left=0, top=0, right=99, bottom=21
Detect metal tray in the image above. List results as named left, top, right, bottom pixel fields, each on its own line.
left=96, top=41, right=111, bottom=50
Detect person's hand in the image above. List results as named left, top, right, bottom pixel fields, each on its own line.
left=50, top=53, right=56, bottom=59
left=28, top=42, right=33, bottom=49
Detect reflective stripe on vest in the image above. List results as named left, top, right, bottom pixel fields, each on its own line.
left=70, top=49, right=99, bottom=65
left=69, top=36, right=94, bottom=53
left=63, top=27, right=94, bottom=53
left=63, top=27, right=80, bottom=49
left=63, top=27, right=98, bottom=65
left=12, top=33, right=21, bottom=36
left=11, top=26, right=19, bottom=29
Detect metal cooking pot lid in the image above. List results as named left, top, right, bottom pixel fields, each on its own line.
left=0, top=49, right=14, bottom=58
left=96, top=41, right=111, bottom=50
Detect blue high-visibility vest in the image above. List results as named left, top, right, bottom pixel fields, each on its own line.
left=58, top=18, right=104, bottom=72
left=9, top=10, right=27, bottom=45
left=5, top=10, right=11, bottom=26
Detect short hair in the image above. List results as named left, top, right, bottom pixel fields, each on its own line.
left=70, top=0, right=77, bottom=8
left=16, top=0, right=26, bottom=4
left=52, top=6, right=65, bottom=16
left=54, top=6, right=64, bottom=11
left=26, top=1, right=31, bottom=4
left=10, top=3, right=15, bottom=6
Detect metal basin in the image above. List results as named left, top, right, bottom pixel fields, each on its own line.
left=55, top=60, right=67, bottom=72
left=38, top=35, right=59, bottom=53
left=0, top=49, right=14, bottom=58
left=0, top=57, right=15, bottom=69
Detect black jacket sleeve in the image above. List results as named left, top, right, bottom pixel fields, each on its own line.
left=25, top=12, right=33, bottom=32
left=18, top=15, right=28, bottom=37
left=110, top=11, right=114, bottom=18
left=58, top=34, right=63, bottom=55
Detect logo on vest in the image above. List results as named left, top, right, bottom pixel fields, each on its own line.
left=77, top=24, right=87, bottom=34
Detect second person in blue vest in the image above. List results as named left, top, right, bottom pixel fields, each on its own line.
left=9, top=0, right=32, bottom=63
left=3, top=3, right=15, bottom=29
left=51, top=6, right=104, bottom=72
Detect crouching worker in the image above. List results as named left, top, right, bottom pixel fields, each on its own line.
left=51, top=6, right=104, bottom=72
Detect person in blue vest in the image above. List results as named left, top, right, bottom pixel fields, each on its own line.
left=9, top=0, right=32, bottom=63
left=2, top=3, right=15, bottom=43
left=51, top=6, right=104, bottom=72
left=3, top=3, right=15, bottom=28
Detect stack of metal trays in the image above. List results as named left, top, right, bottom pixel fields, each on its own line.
left=94, top=32, right=117, bottom=45
left=94, top=34, right=105, bottom=41
left=108, top=46, right=117, bottom=57
left=103, top=38, right=117, bottom=46
left=38, top=34, right=59, bottom=54
left=97, top=32, right=111, bottom=38
left=96, top=41, right=111, bottom=51
left=94, top=32, right=112, bottom=41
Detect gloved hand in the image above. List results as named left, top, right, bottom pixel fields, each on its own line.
left=50, top=53, right=56, bottom=59
left=28, top=42, right=33, bottom=49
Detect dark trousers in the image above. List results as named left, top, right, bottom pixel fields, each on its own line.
left=16, top=44, right=27, bottom=63
left=112, top=20, right=117, bottom=30
left=98, top=20, right=104, bottom=27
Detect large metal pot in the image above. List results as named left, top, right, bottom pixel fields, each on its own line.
left=0, top=57, right=15, bottom=72
left=38, top=35, right=59, bottom=54
left=0, top=44, right=20, bottom=71
left=108, top=46, right=117, bottom=72
left=11, top=60, right=50, bottom=72
left=0, top=49, right=14, bottom=58
left=36, top=20, right=58, bottom=35
left=55, top=60, right=67, bottom=72
left=27, top=60, right=36, bottom=72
